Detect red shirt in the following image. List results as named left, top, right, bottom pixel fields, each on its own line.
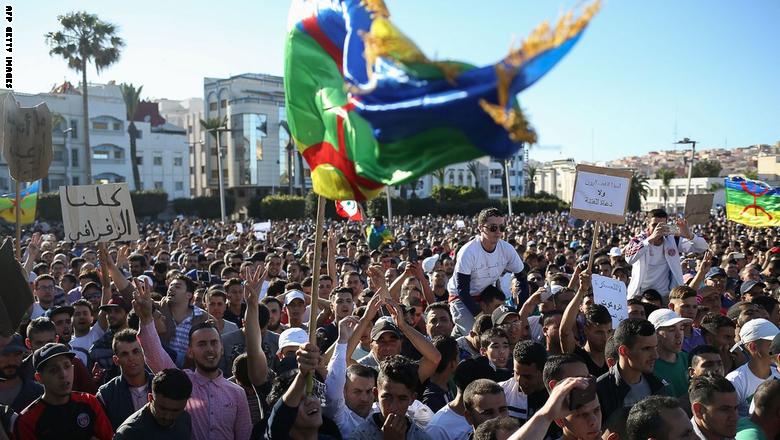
left=14, top=392, right=113, bottom=440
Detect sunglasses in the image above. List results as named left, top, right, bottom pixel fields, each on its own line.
left=483, top=224, right=507, bottom=233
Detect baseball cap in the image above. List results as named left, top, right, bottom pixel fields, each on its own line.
left=705, top=267, right=727, bottom=280
left=569, top=240, right=581, bottom=249
left=32, top=343, right=75, bottom=372
left=45, top=305, right=75, bottom=319
left=0, top=335, right=26, bottom=355
left=491, top=305, right=519, bottom=326
left=284, top=290, right=306, bottom=306
left=277, top=328, right=308, bottom=354
left=370, top=317, right=401, bottom=341
left=737, top=318, right=778, bottom=345
left=648, top=309, right=692, bottom=329
left=99, top=295, right=131, bottom=312
left=608, top=247, right=622, bottom=257
left=740, top=280, right=766, bottom=295
left=422, top=254, right=440, bottom=274
left=728, top=252, right=746, bottom=260
left=769, top=332, right=780, bottom=356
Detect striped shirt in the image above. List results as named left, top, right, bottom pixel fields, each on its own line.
left=169, top=307, right=206, bottom=367
left=139, top=321, right=251, bottom=440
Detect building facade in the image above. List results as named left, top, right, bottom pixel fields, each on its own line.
left=533, top=159, right=577, bottom=200
left=642, top=177, right=724, bottom=212
left=133, top=101, right=190, bottom=199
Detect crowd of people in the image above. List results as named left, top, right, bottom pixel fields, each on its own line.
left=1, top=206, right=780, bottom=440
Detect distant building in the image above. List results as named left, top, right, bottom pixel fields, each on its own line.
left=133, top=101, right=190, bottom=199
left=756, top=145, right=780, bottom=186
left=157, top=98, right=206, bottom=197
left=643, top=177, right=724, bottom=212
left=533, top=159, right=576, bottom=200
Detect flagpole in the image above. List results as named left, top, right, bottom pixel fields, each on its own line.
left=306, top=194, right=326, bottom=395
left=385, top=187, right=393, bottom=225
left=14, top=180, right=21, bottom=260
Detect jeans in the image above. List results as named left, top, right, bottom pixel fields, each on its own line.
left=450, top=298, right=476, bottom=338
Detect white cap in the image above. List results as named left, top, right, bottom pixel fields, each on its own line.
left=738, top=318, right=779, bottom=345
left=284, top=290, right=306, bottom=306
left=422, top=254, right=439, bottom=274
left=608, top=247, right=622, bottom=257
left=277, top=328, right=308, bottom=354
left=648, top=309, right=692, bottom=329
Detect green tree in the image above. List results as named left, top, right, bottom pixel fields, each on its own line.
left=431, top=169, right=446, bottom=201
left=629, top=172, right=649, bottom=212
left=691, top=159, right=722, bottom=178
left=655, top=168, right=676, bottom=210
left=120, top=83, right=143, bottom=191
left=46, top=12, right=125, bottom=184
left=744, top=170, right=759, bottom=180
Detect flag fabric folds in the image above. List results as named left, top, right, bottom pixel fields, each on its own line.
left=284, top=0, right=600, bottom=200
left=725, top=176, right=780, bottom=227
left=0, top=181, right=39, bottom=225
left=335, top=200, right=363, bottom=221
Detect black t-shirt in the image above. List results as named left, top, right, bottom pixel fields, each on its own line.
left=14, top=392, right=113, bottom=440
left=573, top=345, right=609, bottom=378
left=421, top=380, right=453, bottom=413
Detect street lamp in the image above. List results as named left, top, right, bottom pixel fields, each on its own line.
left=675, top=137, right=697, bottom=202
left=62, top=127, right=73, bottom=185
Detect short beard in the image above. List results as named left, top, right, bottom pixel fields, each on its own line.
left=194, top=360, right=220, bottom=374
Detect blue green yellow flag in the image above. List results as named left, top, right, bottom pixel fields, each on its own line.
left=725, top=176, right=780, bottom=227
left=0, top=181, right=39, bottom=225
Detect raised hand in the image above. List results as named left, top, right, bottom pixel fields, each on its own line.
left=676, top=218, right=693, bottom=239
left=337, top=316, right=360, bottom=343
left=538, top=376, right=593, bottom=420
left=363, top=292, right=385, bottom=321
left=578, top=271, right=592, bottom=292
left=26, top=232, right=42, bottom=260
left=366, top=265, right=387, bottom=290
left=132, top=277, right=154, bottom=325
left=115, top=245, right=130, bottom=268
left=244, top=266, right=267, bottom=306
left=382, top=413, right=408, bottom=440
left=295, top=343, right=321, bottom=375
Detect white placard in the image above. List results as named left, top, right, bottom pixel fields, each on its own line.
left=236, top=222, right=245, bottom=234
left=455, top=220, right=466, bottom=229
left=59, top=183, right=139, bottom=243
left=591, top=274, right=628, bottom=328
left=253, top=221, right=271, bottom=232
left=570, top=164, right=632, bottom=224
left=1, top=95, right=53, bottom=182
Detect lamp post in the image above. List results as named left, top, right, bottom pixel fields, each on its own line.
left=504, top=159, right=513, bottom=217
left=676, top=137, right=697, bottom=203
left=62, top=127, right=73, bottom=185
left=209, top=126, right=229, bottom=222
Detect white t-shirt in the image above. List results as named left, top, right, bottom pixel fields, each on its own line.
left=129, top=384, right=149, bottom=411
left=447, top=237, right=524, bottom=298
left=425, top=405, right=471, bottom=440
left=70, top=323, right=106, bottom=359
left=726, top=362, right=780, bottom=417
left=500, top=377, right=530, bottom=422
left=640, top=243, right=671, bottom=295
left=30, top=303, right=49, bottom=319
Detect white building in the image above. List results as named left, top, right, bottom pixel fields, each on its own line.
left=642, top=177, right=725, bottom=212
left=533, top=159, right=577, bottom=200
left=392, top=153, right=525, bottom=199
left=157, top=98, right=207, bottom=197
left=133, top=101, right=190, bottom=199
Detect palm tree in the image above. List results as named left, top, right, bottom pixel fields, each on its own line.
left=431, top=169, right=446, bottom=201
left=629, top=172, right=649, bottom=212
left=656, top=168, right=676, bottom=210
left=45, top=12, right=125, bottom=184
left=201, top=116, right=227, bottom=189
left=120, top=83, right=143, bottom=191
left=467, top=161, right=480, bottom=189
left=526, top=165, right=537, bottom=196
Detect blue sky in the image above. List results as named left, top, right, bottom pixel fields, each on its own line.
left=9, top=0, right=780, bottom=163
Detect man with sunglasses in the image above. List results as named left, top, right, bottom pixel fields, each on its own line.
left=447, top=208, right=524, bottom=337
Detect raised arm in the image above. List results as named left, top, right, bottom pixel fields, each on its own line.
left=411, top=262, right=436, bottom=306
left=686, top=250, right=712, bottom=288
left=560, top=272, right=590, bottom=354
left=508, top=377, right=590, bottom=440
left=133, top=279, right=176, bottom=373
left=244, top=266, right=269, bottom=386
left=386, top=299, right=441, bottom=383
left=22, top=233, right=42, bottom=274
left=346, top=291, right=383, bottom=362
left=518, top=287, right=544, bottom=321
left=324, top=317, right=359, bottom=418
left=284, top=343, right=321, bottom=407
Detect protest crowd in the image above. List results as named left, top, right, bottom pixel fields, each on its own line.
left=1, top=205, right=780, bottom=440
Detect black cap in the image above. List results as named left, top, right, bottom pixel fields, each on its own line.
left=370, top=318, right=401, bottom=341
left=32, top=343, right=75, bottom=372
left=45, top=305, right=74, bottom=319
left=491, top=305, right=519, bottom=326
left=770, top=332, right=780, bottom=356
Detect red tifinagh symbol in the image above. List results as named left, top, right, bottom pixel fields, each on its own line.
left=740, top=181, right=772, bottom=220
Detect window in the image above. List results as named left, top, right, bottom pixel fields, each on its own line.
left=490, top=169, right=502, bottom=179
left=72, top=176, right=79, bottom=185
left=136, top=130, right=142, bottom=139
left=154, top=182, right=163, bottom=190
left=209, top=101, right=218, bottom=111
left=201, top=166, right=206, bottom=174
left=92, top=121, right=108, bottom=130
left=93, top=149, right=110, bottom=160
left=70, top=120, right=78, bottom=139
left=0, top=177, right=7, bottom=191
left=136, top=156, right=143, bottom=166
left=93, top=145, right=123, bottom=160
left=153, top=155, right=163, bottom=166
left=53, top=145, right=65, bottom=162
left=220, top=99, right=227, bottom=109
left=211, top=170, right=219, bottom=179
left=175, top=182, right=184, bottom=191
left=174, top=157, right=183, bottom=167
left=113, top=149, right=123, bottom=160
left=113, top=122, right=122, bottom=131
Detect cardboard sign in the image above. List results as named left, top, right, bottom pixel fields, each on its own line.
left=1, top=95, right=53, bottom=182
left=684, top=193, right=714, bottom=225
left=253, top=221, right=271, bottom=232
left=570, top=164, right=632, bottom=224
left=60, top=183, right=139, bottom=243
left=0, top=238, right=34, bottom=336
left=591, top=274, right=629, bottom=328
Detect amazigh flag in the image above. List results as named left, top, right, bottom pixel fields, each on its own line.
left=0, top=181, right=39, bottom=225
left=284, top=0, right=600, bottom=200
left=725, top=176, right=780, bottom=227
left=335, top=200, right=363, bottom=221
